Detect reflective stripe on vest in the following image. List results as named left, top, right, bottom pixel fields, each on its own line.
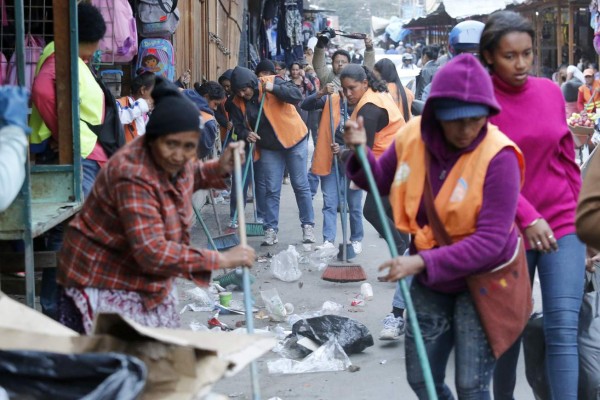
left=30, top=42, right=103, bottom=158
left=350, top=88, right=404, bottom=158
left=388, top=117, right=525, bottom=251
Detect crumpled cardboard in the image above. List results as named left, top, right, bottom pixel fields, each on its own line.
left=0, top=292, right=274, bottom=399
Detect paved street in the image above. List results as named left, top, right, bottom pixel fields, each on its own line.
left=181, top=174, right=536, bottom=400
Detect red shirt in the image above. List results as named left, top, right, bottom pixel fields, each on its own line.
left=57, top=137, right=227, bottom=309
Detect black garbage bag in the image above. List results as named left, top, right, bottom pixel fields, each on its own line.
left=0, top=350, right=146, bottom=400
left=523, top=314, right=550, bottom=400
left=292, top=315, right=374, bottom=355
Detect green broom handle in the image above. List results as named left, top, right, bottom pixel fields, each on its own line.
left=232, top=91, right=267, bottom=225
left=355, top=145, right=437, bottom=400
left=192, top=203, right=218, bottom=251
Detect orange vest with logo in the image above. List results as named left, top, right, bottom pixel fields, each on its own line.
left=388, top=82, right=414, bottom=121
left=312, top=94, right=341, bottom=176
left=232, top=75, right=307, bottom=150
left=117, top=97, right=138, bottom=143
left=350, top=88, right=404, bottom=158
left=388, top=117, right=525, bottom=251
left=579, top=82, right=600, bottom=112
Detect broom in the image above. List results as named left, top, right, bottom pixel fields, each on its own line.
left=233, top=146, right=262, bottom=400
left=193, top=203, right=239, bottom=251
left=322, top=95, right=366, bottom=283
left=355, top=144, right=437, bottom=399
left=231, top=92, right=266, bottom=236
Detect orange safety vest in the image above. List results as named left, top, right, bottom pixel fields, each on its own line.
left=200, top=110, right=215, bottom=124
left=388, top=117, right=525, bottom=251
left=350, top=88, right=404, bottom=158
left=312, top=94, right=341, bottom=176
left=387, top=82, right=414, bottom=121
left=116, top=97, right=139, bottom=144
left=579, top=82, right=600, bottom=112
left=232, top=75, right=307, bottom=150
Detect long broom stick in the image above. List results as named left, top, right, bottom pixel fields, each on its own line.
left=354, top=145, right=437, bottom=400
left=232, top=91, right=267, bottom=228
left=234, top=148, right=261, bottom=400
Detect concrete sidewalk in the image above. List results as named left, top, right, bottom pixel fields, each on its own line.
left=181, top=182, right=535, bottom=400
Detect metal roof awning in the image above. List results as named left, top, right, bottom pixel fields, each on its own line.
left=442, top=0, right=528, bottom=19
left=403, top=3, right=456, bottom=28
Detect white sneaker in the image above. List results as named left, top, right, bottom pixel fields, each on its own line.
left=316, top=240, right=335, bottom=250
left=379, top=313, right=405, bottom=340
left=302, top=224, right=316, bottom=243
left=262, top=228, right=278, bottom=246
left=351, top=241, right=362, bottom=254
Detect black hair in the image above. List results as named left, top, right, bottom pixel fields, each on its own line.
left=78, top=3, right=106, bottom=43
left=480, top=11, right=535, bottom=70
left=289, top=61, right=303, bottom=70
left=142, top=54, right=159, bottom=64
left=422, top=45, right=439, bottom=61
left=374, top=58, right=403, bottom=91
left=332, top=49, right=351, bottom=64
left=340, top=64, right=388, bottom=93
left=131, top=72, right=156, bottom=96
left=194, top=81, right=226, bottom=101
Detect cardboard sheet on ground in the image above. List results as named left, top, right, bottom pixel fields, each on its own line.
left=0, top=292, right=275, bottom=399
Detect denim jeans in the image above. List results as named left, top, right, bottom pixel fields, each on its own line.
left=493, top=234, right=585, bottom=400
left=229, top=156, right=254, bottom=220
left=392, top=274, right=414, bottom=309
left=41, top=158, right=101, bottom=319
left=255, top=138, right=314, bottom=231
left=406, top=280, right=496, bottom=400
left=319, top=162, right=363, bottom=243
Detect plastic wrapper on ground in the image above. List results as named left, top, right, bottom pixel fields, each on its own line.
left=291, top=315, right=374, bottom=355
left=267, top=339, right=351, bottom=374
left=309, top=247, right=339, bottom=271
left=271, top=245, right=302, bottom=282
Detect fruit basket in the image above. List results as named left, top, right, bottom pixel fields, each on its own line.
left=568, top=124, right=594, bottom=147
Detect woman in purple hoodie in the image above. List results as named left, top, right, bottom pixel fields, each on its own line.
left=481, top=12, right=585, bottom=400
left=344, top=54, right=524, bottom=399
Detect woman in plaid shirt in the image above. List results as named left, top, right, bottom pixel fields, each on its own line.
left=56, top=78, right=255, bottom=333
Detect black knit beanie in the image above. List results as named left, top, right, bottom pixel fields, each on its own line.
left=255, top=59, right=275, bottom=75
left=145, top=76, right=201, bottom=139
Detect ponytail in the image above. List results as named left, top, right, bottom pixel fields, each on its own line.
left=363, top=65, right=388, bottom=93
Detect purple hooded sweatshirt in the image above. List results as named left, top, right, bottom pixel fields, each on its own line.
left=347, top=54, right=522, bottom=293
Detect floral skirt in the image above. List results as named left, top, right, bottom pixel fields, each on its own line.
left=58, top=286, right=180, bottom=334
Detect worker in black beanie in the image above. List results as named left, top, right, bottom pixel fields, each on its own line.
left=255, top=59, right=276, bottom=77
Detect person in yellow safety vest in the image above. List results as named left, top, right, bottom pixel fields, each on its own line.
left=30, top=3, right=108, bottom=197
left=577, top=68, right=600, bottom=113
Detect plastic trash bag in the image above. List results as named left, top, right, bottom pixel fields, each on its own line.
left=523, top=314, right=550, bottom=400
left=309, top=247, right=339, bottom=271
left=287, top=301, right=344, bottom=326
left=267, top=339, right=351, bottom=374
left=261, top=288, right=287, bottom=321
left=292, top=315, right=374, bottom=355
left=186, top=287, right=215, bottom=306
left=579, top=271, right=600, bottom=400
left=0, top=350, right=146, bottom=400
left=271, top=245, right=302, bottom=282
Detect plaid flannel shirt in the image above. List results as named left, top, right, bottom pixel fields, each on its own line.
left=57, top=137, right=227, bottom=309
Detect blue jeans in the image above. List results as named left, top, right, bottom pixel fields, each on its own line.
left=319, top=162, right=363, bottom=243
left=493, top=234, right=585, bottom=400
left=229, top=156, right=254, bottom=220
left=41, top=158, right=100, bottom=319
left=392, top=274, right=413, bottom=309
left=256, top=139, right=314, bottom=231
left=406, top=280, right=496, bottom=400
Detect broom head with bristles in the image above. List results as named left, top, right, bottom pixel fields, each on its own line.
left=245, top=222, right=264, bottom=236
left=321, top=262, right=367, bottom=283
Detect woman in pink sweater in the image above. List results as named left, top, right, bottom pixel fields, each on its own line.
left=482, top=11, right=585, bottom=400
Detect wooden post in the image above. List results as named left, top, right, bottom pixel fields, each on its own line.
left=569, top=5, right=574, bottom=66
left=557, top=4, right=563, bottom=66
left=53, top=0, right=74, bottom=165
